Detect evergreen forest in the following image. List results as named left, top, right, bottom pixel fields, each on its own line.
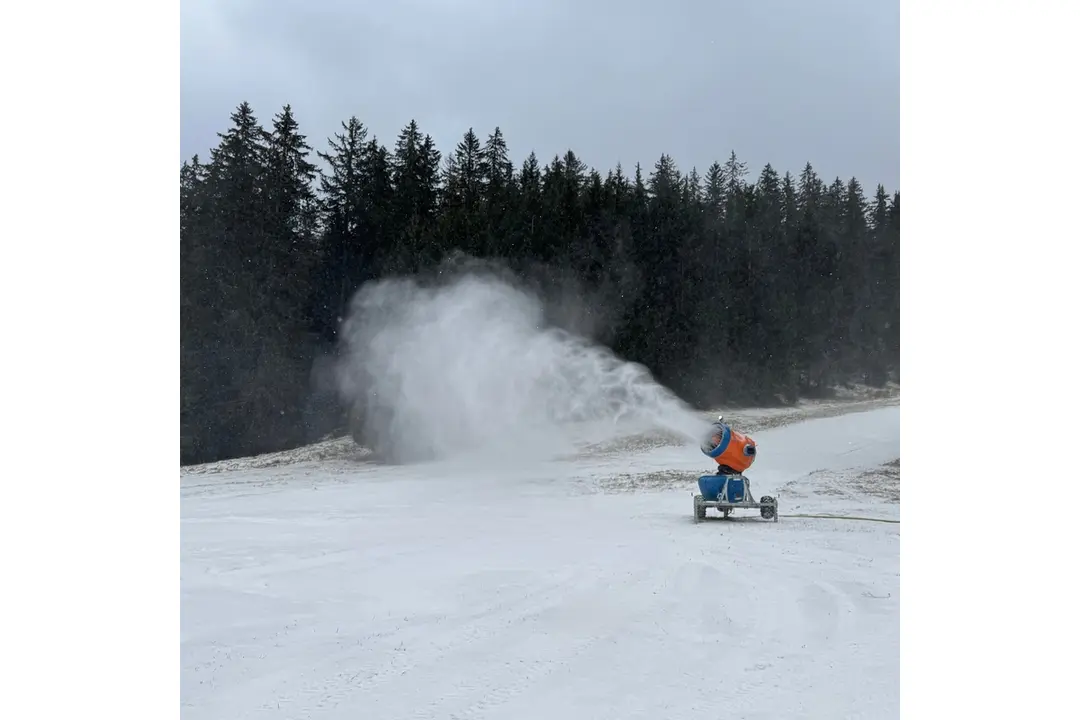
left=180, top=102, right=900, bottom=465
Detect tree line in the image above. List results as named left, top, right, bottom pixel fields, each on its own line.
left=180, top=102, right=900, bottom=465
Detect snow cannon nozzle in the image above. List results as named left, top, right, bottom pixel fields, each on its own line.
left=700, top=415, right=728, bottom=457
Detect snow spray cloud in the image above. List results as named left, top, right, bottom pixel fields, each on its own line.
left=334, top=260, right=707, bottom=464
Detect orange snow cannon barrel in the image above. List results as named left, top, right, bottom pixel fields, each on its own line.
left=700, top=420, right=757, bottom=473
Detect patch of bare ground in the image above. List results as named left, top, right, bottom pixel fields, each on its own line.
left=853, top=458, right=900, bottom=502
left=595, top=469, right=700, bottom=494
left=181, top=437, right=374, bottom=477
left=782, top=458, right=900, bottom=504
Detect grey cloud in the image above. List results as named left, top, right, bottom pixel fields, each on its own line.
left=182, top=0, right=898, bottom=189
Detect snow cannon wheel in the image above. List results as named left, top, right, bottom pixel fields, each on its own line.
left=760, top=496, right=777, bottom=522
left=693, top=495, right=706, bottom=523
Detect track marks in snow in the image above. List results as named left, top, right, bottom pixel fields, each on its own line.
left=252, top=576, right=578, bottom=718
left=181, top=405, right=900, bottom=719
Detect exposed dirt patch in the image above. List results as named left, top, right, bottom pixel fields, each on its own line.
left=181, top=438, right=373, bottom=477
left=779, top=458, right=900, bottom=504
left=853, top=459, right=901, bottom=503
left=595, top=469, right=700, bottom=494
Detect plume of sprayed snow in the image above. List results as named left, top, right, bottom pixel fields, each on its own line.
left=334, top=262, right=707, bottom=464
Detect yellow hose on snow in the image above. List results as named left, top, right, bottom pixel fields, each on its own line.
left=783, top=513, right=899, bottom=524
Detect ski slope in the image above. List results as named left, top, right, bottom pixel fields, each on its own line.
left=181, top=402, right=899, bottom=719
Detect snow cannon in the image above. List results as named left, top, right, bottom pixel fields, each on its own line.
left=699, top=414, right=757, bottom=472
left=693, top=415, right=778, bottom=523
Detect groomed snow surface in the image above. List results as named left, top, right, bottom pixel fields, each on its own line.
left=181, top=398, right=900, bottom=719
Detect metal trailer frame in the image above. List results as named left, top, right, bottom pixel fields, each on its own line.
left=693, top=474, right=778, bottom=523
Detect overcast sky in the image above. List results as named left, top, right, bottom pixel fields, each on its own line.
left=181, top=0, right=899, bottom=191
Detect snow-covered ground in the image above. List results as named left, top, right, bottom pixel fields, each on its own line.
left=181, top=396, right=899, bottom=719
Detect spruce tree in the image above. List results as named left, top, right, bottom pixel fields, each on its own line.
left=479, top=127, right=516, bottom=258
left=390, top=120, right=442, bottom=272
left=315, top=117, right=373, bottom=334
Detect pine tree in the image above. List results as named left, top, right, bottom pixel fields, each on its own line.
left=479, top=127, right=517, bottom=258
left=315, top=117, right=374, bottom=333
left=513, top=151, right=542, bottom=259
left=722, top=151, right=748, bottom=200
left=791, top=162, right=835, bottom=394
left=703, top=161, right=725, bottom=220
left=263, top=104, right=320, bottom=328
left=536, top=154, right=567, bottom=263
left=443, top=128, right=483, bottom=255
left=390, top=120, right=442, bottom=272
